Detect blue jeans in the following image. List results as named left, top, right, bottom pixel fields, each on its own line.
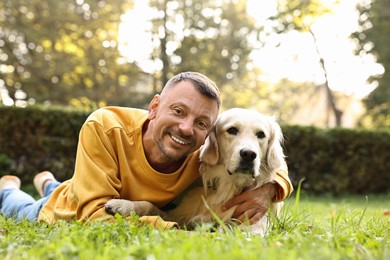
left=0, top=181, right=61, bottom=221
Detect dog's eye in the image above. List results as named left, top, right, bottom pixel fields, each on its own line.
left=227, top=127, right=239, bottom=135
left=257, top=131, right=265, bottom=139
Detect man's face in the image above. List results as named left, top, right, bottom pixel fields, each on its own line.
left=147, top=81, right=219, bottom=162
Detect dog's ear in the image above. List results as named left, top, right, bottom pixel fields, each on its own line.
left=199, top=127, right=219, bottom=165
left=267, top=118, right=286, bottom=171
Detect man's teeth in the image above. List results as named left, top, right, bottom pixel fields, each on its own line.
left=171, top=135, right=188, bottom=145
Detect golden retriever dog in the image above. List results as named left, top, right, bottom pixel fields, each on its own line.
left=105, top=108, right=286, bottom=235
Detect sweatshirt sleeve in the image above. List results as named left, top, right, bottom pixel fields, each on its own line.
left=38, top=120, right=121, bottom=223
left=70, top=121, right=123, bottom=221
left=272, top=162, right=294, bottom=202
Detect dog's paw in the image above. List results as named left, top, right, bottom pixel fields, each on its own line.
left=105, top=199, right=135, bottom=217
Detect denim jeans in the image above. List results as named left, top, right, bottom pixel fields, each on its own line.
left=0, top=181, right=61, bottom=221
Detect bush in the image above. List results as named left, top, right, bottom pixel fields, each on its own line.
left=0, top=153, right=12, bottom=173
left=284, top=125, right=390, bottom=194
left=0, top=106, right=90, bottom=182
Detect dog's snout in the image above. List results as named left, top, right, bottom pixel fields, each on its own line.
left=240, top=148, right=256, bottom=162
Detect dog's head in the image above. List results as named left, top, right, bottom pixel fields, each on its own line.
left=200, top=108, right=285, bottom=181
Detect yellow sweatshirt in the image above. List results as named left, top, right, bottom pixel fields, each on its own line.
left=38, top=106, right=293, bottom=225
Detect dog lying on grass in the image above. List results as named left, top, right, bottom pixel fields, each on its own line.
left=105, top=108, right=286, bottom=235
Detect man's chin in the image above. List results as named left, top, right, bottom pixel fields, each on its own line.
left=164, top=153, right=186, bottom=162
left=162, top=149, right=191, bottom=162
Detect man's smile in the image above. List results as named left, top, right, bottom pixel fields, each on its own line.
left=170, top=134, right=190, bottom=145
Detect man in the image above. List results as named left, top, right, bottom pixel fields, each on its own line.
left=0, top=71, right=293, bottom=228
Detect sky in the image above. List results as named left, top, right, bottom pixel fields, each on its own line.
left=119, top=0, right=384, bottom=99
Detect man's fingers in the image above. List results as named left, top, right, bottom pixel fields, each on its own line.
left=233, top=206, right=268, bottom=224
left=223, top=194, right=245, bottom=210
left=224, top=185, right=264, bottom=211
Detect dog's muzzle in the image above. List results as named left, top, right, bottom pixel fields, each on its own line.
left=235, top=148, right=256, bottom=176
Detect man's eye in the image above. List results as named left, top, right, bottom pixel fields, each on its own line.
left=226, top=127, right=239, bottom=135
left=173, top=108, right=183, bottom=115
left=197, top=120, right=209, bottom=130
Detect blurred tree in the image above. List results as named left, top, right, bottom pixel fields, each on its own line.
left=147, top=0, right=260, bottom=93
left=353, top=0, right=390, bottom=128
left=220, top=67, right=271, bottom=111
left=271, top=0, right=343, bottom=127
left=0, top=0, right=146, bottom=107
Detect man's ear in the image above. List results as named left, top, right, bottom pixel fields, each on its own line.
left=148, top=94, right=160, bottom=119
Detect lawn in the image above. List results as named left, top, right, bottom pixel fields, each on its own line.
left=0, top=192, right=389, bottom=260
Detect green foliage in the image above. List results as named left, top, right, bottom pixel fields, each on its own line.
left=284, top=125, right=390, bottom=194
left=173, top=0, right=257, bottom=86
left=353, top=0, right=390, bottom=128
left=0, top=194, right=389, bottom=259
left=0, top=106, right=90, bottom=182
left=0, top=0, right=264, bottom=107
left=0, top=153, right=12, bottom=173
left=0, top=0, right=146, bottom=106
left=148, top=0, right=260, bottom=90
left=274, top=0, right=337, bottom=32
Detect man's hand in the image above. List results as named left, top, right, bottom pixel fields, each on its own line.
left=223, top=182, right=277, bottom=224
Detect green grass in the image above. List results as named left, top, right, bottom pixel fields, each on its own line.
left=1, top=192, right=389, bottom=260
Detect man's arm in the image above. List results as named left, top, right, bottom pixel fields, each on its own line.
left=223, top=164, right=293, bottom=224
left=223, top=182, right=277, bottom=224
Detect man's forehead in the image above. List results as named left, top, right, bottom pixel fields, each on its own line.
left=161, top=80, right=194, bottom=96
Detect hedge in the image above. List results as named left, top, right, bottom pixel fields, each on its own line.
left=0, top=106, right=89, bottom=182
left=284, top=125, right=390, bottom=194
left=1, top=106, right=389, bottom=194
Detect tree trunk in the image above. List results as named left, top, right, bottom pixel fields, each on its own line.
left=310, top=28, right=343, bottom=127
left=160, top=0, right=169, bottom=87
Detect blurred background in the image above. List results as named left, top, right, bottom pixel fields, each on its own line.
left=1, top=0, right=389, bottom=129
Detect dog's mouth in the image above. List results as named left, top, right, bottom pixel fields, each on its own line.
left=227, top=167, right=256, bottom=179
left=226, top=168, right=257, bottom=188
left=236, top=162, right=256, bottom=176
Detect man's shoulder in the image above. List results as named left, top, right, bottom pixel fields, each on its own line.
left=90, top=106, right=147, bottom=118
left=85, top=106, right=148, bottom=132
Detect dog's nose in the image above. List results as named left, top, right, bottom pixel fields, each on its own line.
left=240, top=148, right=256, bottom=162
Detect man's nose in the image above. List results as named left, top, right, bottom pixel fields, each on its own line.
left=178, top=118, right=194, bottom=136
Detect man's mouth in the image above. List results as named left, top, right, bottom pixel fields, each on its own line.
left=170, top=134, right=190, bottom=145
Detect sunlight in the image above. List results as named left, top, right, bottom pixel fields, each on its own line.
left=246, top=0, right=277, bottom=22
left=118, top=0, right=157, bottom=72
left=118, top=0, right=383, bottom=98
left=249, top=0, right=383, bottom=98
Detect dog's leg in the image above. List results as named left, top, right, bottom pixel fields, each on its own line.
left=105, top=199, right=166, bottom=218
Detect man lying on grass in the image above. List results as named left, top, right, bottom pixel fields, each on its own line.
left=0, top=71, right=293, bottom=230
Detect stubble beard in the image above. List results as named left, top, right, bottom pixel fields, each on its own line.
left=155, top=131, right=193, bottom=162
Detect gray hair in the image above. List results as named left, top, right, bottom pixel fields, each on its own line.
left=162, top=72, right=221, bottom=109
